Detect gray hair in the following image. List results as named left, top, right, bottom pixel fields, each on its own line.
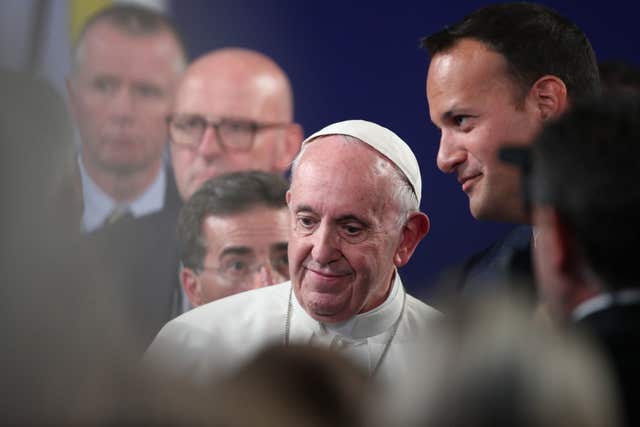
left=71, top=4, right=188, bottom=75
left=291, top=135, right=419, bottom=228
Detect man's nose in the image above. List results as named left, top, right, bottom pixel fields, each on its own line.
left=247, top=264, right=279, bottom=289
left=108, top=88, right=135, bottom=125
left=198, top=126, right=223, bottom=158
left=436, top=130, right=466, bottom=173
left=310, top=223, right=341, bottom=265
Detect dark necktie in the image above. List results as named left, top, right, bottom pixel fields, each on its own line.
left=105, top=207, right=132, bottom=225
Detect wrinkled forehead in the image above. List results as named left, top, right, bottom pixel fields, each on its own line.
left=202, top=206, right=290, bottom=247
left=79, top=20, right=185, bottom=75
left=173, top=69, right=289, bottom=121
left=290, top=136, right=397, bottom=203
left=295, top=119, right=421, bottom=203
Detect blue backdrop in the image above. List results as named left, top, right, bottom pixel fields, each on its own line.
left=169, top=0, right=639, bottom=298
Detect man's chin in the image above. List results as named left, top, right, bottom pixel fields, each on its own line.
left=99, top=160, right=147, bottom=175
left=307, top=310, right=352, bottom=324
left=304, top=298, right=354, bottom=323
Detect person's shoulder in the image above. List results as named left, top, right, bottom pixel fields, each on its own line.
left=149, top=281, right=292, bottom=350
left=176, top=281, right=292, bottom=330
left=143, top=282, right=293, bottom=381
left=406, top=293, right=441, bottom=319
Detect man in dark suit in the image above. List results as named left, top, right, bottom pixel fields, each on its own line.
left=421, top=3, right=600, bottom=302
left=59, top=4, right=188, bottom=353
left=529, top=94, right=640, bottom=426
left=65, top=4, right=187, bottom=232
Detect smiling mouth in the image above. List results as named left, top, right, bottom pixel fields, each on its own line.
left=304, top=267, right=353, bottom=286
left=459, top=174, right=482, bottom=192
left=306, top=267, right=348, bottom=278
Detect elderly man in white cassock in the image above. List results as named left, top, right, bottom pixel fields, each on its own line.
left=143, top=120, right=439, bottom=385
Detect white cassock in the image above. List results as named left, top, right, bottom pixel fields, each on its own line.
left=144, top=272, right=440, bottom=386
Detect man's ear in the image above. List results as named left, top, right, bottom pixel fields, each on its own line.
left=180, top=267, right=202, bottom=307
left=530, top=75, right=568, bottom=121
left=534, top=206, right=568, bottom=274
left=533, top=205, right=597, bottom=313
left=275, top=123, right=303, bottom=172
left=393, top=212, right=430, bottom=267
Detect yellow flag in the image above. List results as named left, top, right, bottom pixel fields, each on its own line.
left=69, top=0, right=111, bottom=43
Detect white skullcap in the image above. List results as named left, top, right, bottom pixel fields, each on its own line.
left=301, top=119, right=422, bottom=203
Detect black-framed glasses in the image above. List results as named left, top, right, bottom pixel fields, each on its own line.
left=167, top=114, right=289, bottom=152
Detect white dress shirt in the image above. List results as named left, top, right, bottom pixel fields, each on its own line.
left=78, top=155, right=166, bottom=232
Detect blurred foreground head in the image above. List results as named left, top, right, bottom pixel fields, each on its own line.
left=599, top=60, right=640, bottom=93
left=1, top=71, right=140, bottom=424
left=530, top=94, right=640, bottom=321
left=379, top=295, right=621, bottom=427
left=215, top=344, right=369, bottom=427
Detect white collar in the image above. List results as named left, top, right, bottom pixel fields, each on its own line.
left=571, top=288, right=640, bottom=322
left=291, top=271, right=405, bottom=340
left=78, top=155, right=166, bottom=232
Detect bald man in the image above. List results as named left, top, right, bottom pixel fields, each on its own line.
left=167, top=47, right=303, bottom=201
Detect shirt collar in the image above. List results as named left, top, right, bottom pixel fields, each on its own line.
left=78, top=155, right=166, bottom=232
left=292, top=271, right=405, bottom=340
left=571, top=288, right=640, bottom=322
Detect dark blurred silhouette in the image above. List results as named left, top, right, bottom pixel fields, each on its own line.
left=530, top=93, right=640, bottom=426
left=378, top=295, right=621, bottom=427
left=599, top=60, right=640, bottom=93
left=0, top=68, right=223, bottom=426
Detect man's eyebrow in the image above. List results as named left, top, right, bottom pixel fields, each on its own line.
left=219, top=247, right=254, bottom=257
left=337, top=214, right=369, bottom=226
left=270, top=242, right=288, bottom=252
left=294, top=204, right=315, bottom=214
left=440, top=109, right=462, bottom=124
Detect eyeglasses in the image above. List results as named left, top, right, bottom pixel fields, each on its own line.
left=167, top=114, right=289, bottom=152
left=196, top=251, right=289, bottom=285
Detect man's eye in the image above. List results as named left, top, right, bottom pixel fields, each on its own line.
left=338, top=223, right=369, bottom=243
left=222, top=121, right=252, bottom=133
left=224, top=260, right=249, bottom=276
left=175, top=117, right=204, bottom=131
left=272, top=254, right=289, bottom=275
left=273, top=254, right=289, bottom=267
left=93, top=78, right=117, bottom=93
left=453, top=115, right=471, bottom=128
left=453, top=115, right=469, bottom=126
left=297, top=216, right=316, bottom=229
left=342, top=224, right=363, bottom=236
left=136, top=84, right=163, bottom=98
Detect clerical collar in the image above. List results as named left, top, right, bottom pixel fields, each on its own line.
left=571, top=288, right=640, bottom=322
left=78, top=155, right=166, bottom=233
left=291, top=271, right=405, bottom=340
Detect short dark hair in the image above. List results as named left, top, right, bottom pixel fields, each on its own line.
left=72, top=3, right=188, bottom=72
left=421, top=2, right=600, bottom=103
left=177, top=171, right=289, bottom=271
left=531, top=93, right=640, bottom=289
